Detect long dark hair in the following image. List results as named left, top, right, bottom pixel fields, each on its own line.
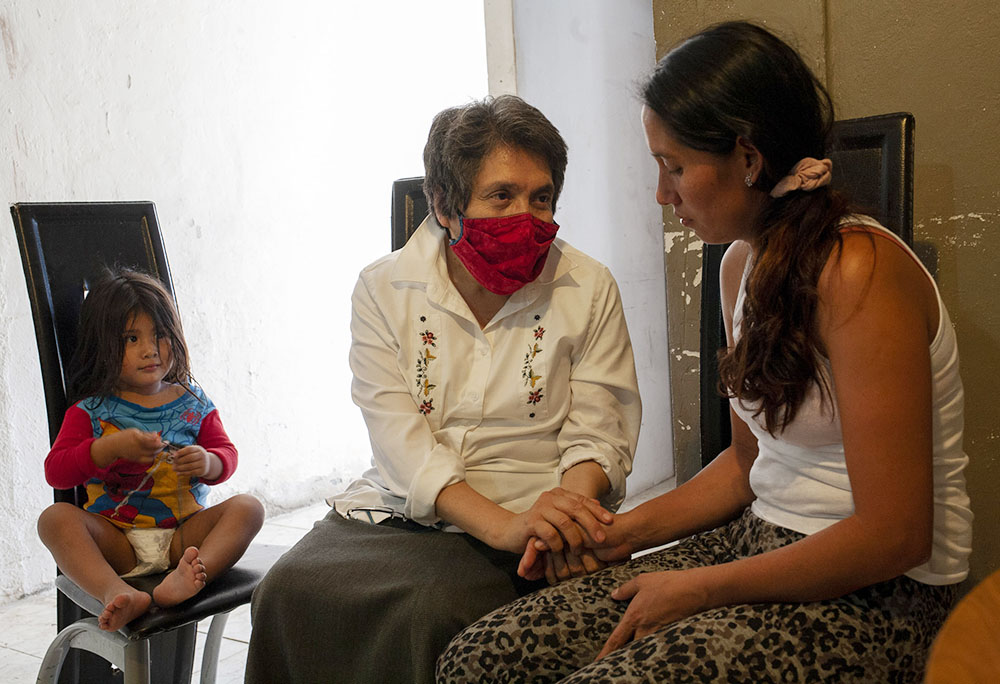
left=643, top=21, right=852, bottom=433
left=67, top=267, right=192, bottom=404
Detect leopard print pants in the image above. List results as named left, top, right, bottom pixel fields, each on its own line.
left=436, top=509, right=956, bottom=683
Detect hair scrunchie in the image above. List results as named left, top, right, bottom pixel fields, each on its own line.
left=769, top=157, right=833, bottom=198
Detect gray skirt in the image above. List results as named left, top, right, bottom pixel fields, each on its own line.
left=436, top=508, right=958, bottom=683
left=245, top=508, right=545, bottom=684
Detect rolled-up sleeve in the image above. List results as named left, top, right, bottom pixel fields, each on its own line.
left=556, top=269, right=641, bottom=511
left=349, top=273, right=464, bottom=525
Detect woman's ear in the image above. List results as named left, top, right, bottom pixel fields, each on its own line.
left=435, top=209, right=453, bottom=231
left=432, top=195, right=463, bottom=241
left=736, top=136, right=764, bottom=185
left=432, top=194, right=454, bottom=231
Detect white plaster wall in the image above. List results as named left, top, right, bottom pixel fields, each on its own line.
left=511, top=0, right=673, bottom=493
left=0, top=0, right=486, bottom=603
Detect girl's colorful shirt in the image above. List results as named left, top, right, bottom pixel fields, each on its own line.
left=45, top=385, right=237, bottom=529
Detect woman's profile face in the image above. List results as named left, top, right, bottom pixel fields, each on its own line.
left=642, top=105, right=760, bottom=245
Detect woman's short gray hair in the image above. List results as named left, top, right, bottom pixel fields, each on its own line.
left=422, top=95, right=568, bottom=221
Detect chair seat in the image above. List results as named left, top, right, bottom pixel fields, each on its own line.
left=57, top=543, right=287, bottom=640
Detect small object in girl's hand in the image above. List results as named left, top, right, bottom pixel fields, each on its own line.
left=159, top=440, right=183, bottom=463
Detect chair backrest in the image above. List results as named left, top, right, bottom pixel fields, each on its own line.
left=698, top=112, right=915, bottom=467
left=391, top=176, right=429, bottom=251
left=11, top=201, right=174, bottom=506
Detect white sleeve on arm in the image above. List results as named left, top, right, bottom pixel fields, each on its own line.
left=349, top=273, right=465, bottom=525
left=556, top=268, right=641, bottom=511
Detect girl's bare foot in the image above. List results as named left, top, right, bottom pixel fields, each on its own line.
left=153, top=546, right=207, bottom=607
left=99, top=588, right=152, bottom=632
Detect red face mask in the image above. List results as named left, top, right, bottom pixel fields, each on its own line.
left=449, top=212, right=560, bottom=295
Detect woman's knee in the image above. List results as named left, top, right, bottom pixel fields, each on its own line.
left=252, top=542, right=328, bottom=616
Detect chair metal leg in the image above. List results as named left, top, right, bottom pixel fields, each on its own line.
left=146, top=622, right=196, bottom=684
left=122, top=641, right=151, bottom=684
left=37, top=618, right=149, bottom=684
left=199, top=611, right=232, bottom=684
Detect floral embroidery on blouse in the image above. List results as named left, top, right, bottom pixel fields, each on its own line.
left=415, top=326, right=438, bottom=413
left=522, top=324, right=546, bottom=409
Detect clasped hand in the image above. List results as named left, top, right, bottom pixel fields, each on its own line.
left=511, top=487, right=632, bottom=585
left=508, top=493, right=712, bottom=659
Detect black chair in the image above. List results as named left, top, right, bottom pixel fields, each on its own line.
left=698, top=113, right=916, bottom=467
left=391, top=176, right=429, bottom=251
left=11, top=201, right=285, bottom=684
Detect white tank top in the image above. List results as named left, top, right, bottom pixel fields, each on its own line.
left=730, top=216, right=972, bottom=585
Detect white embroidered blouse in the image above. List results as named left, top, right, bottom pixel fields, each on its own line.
left=331, top=215, right=642, bottom=529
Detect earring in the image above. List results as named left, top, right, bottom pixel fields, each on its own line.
left=744, top=174, right=754, bottom=187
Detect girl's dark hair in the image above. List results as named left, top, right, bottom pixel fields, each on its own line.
left=642, top=21, right=851, bottom=433
left=423, top=94, right=568, bottom=221
left=67, top=267, right=192, bottom=404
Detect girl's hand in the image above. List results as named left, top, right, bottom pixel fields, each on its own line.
left=171, top=445, right=219, bottom=478
left=596, top=569, right=710, bottom=660
left=94, top=428, right=163, bottom=467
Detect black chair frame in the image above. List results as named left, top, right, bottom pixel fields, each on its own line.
left=391, top=176, right=429, bottom=251
left=12, top=201, right=284, bottom=684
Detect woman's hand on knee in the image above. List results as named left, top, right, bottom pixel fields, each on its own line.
left=596, top=570, right=710, bottom=660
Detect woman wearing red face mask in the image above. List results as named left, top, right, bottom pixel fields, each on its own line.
left=246, top=95, right=641, bottom=684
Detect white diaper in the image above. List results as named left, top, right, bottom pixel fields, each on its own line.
left=120, top=527, right=175, bottom=578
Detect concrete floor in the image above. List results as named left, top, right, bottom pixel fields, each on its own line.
left=1, top=478, right=674, bottom=683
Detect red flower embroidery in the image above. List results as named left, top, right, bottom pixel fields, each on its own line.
left=522, top=324, right=547, bottom=409
left=416, top=327, right=438, bottom=414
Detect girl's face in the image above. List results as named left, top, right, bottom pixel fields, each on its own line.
left=118, top=310, right=173, bottom=396
left=641, top=105, right=762, bottom=245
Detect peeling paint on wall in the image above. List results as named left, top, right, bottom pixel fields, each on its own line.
left=664, top=230, right=686, bottom=253
left=917, top=211, right=997, bottom=248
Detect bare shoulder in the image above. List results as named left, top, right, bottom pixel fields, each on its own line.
left=818, top=228, right=937, bottom=338
left=719, top=240, right=752, bottom=297
left=719, top=240, right=753, bottom=339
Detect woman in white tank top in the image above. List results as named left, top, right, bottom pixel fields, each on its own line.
left=438, top=20, right=971, bottom=684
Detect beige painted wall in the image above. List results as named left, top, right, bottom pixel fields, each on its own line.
left=652, top=0, right=1000, bottom=590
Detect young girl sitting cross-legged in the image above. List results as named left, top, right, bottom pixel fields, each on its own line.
left=37, top=267, right=265, bottom=632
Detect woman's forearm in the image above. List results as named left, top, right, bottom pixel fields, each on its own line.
left=696, top=512, right=931, bottom=611
left=611, top=444, right=757, bottom=554
left=435, top=481, right=516, bottom=550
left=560, top=460, right=610, bottom=500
